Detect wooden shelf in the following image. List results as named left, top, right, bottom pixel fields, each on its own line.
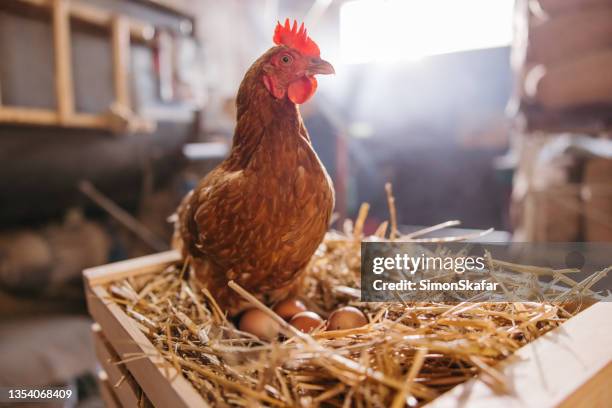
left=0, top=0, right=157, bottom=134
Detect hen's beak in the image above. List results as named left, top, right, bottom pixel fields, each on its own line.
left=307, top=58, right=335, bottom=75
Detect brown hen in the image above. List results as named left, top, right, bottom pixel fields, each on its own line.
left=175, top=20, right=335, bottom=313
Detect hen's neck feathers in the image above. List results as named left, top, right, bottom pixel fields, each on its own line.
left=225, top=49, right=309, bottom=170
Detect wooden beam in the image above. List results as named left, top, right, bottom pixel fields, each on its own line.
left=67, top=113, right=108, bottom=128
left=0, top=106, right=156, bottom=132
left=0, top=107, right=59, bottom=125
left=131, top=0, right=197, bottom=21
left=0, top=107, right=109, bottom=129
left=52, top=0, right=74, bottom=123
left=112, top=16, right=131, bottom=111
left=18, top=0, right=154, bottom=41
left=13, top=0, right=154, bottom=42
left=71, top=0, right=154, bottom=42
left=79, top=181, right=169, bottom=252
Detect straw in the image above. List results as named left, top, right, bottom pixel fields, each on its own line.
left=103, top=191, right=602, bottom=407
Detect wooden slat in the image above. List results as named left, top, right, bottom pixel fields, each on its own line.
left=66, top=113, right=108, bottom=128
left=84, top=250, right=179, bottom=286
left=15, top=0, right=154, bottom=41
left=77, top=2, right=153, bottom=41
left=0, top=107, right=59, bottom=125
left=92, top=323, right=141, bottom=408
left=52, top=0, right=74, bottom=123
left=97, top=371, right=122, bottom=408
left=0, top=107, right=107, bottom=128
left=86, top=282, right=208, bottom=408
left=71, top=0, right=154, bottom=41
left=112, top=16, right=131, bottom=111
left=133, top=0, right=197, bottom=20
left=426, top=301, right=612, bottom=407
left=127, top=115, right=157, bottom=133
left=0, top=107, right=155, bottom=131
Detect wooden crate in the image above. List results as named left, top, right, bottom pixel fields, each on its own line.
left=84, top=251, right=612, bottom=408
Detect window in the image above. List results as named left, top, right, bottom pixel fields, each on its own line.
left=340, top=0, right=515, bottom=64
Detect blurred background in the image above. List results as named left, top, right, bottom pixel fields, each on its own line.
left=0, top=0, right=611, bottom=406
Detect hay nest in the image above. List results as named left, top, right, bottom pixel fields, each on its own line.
left=106, top=190, right=603, bottom=407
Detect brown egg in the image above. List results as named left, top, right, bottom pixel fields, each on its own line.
left=327, top=306, right=368, bottom=331
left=274, top=298, right=307, bottom=320
left=238, top=309, right=280, bottom=341
left=290, top=311, right=324, bottom=333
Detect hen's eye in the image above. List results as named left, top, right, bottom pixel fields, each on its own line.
left=281, top=55, right=293, bottom=65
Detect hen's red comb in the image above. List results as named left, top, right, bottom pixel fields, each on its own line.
left=273, top=19, right=320, bottom=57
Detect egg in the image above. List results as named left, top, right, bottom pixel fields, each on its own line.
left=238, top=309, right=280, bottom=341
left=327, top=306, right=368, bottom=331
left=290, top=311, right=324, bottom=333
left=273, top=298, right=307, bottom=320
